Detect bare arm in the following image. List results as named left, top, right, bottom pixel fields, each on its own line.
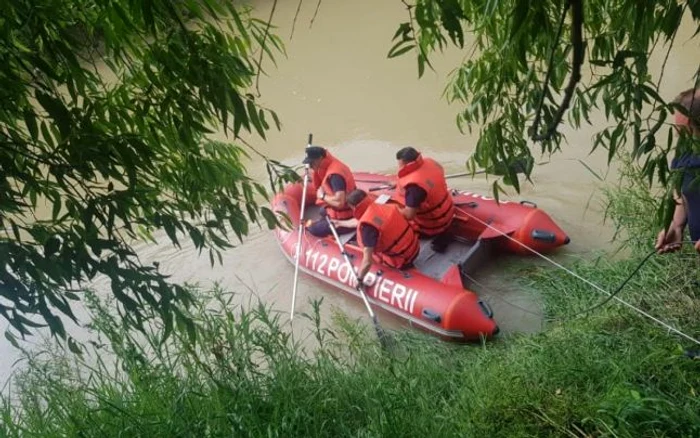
left=671, top=192, right=688, bottom=229
left=656, top=190, right=687, bottom=253
left=358, top=246, right=374, bottom=283
left=323, top=190, right=346, bottom=209
left=333, top=218, right=358, bottom=228
left=399, top=206, right=417, bottom=220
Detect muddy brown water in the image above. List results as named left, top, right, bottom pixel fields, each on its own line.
left=2, top=1, right=698, bottom=386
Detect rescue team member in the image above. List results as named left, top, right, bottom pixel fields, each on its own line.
left=303, top=146, right=357, bottom=237
left=332, top=189, right=420, bottom=285
left=395, top=147, right=456, bottom=253
left=656, top=87, right=700, bottom=254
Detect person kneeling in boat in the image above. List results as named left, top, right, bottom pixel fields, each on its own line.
left=303, top=145, right=357, bottom=237
left=394, top=146, right=456, bottom=253
left=332, top=189, right=420, bottom=285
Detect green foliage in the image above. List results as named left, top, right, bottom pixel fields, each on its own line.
left=391, top=0, right=700, bottom=227
left=2, top=258, right=698, bottom=437
left=0, top=0, right=296, bottom=341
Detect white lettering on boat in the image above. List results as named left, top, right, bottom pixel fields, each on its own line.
left=327, top=257, right=340, bottom=277
left=378, top=279, right=393, bottom=303
left=391, top=283, right=406, bottom=307
left=337, top=262, right=351, bottom=284
left=316, top=254, right=328, bottom=275
left=304, top=248, right=420, bottom=314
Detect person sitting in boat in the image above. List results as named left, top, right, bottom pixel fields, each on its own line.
left=303, top=145, right=357, bottom=237
left=332, top=189, right=420, bottom=284
left=394, top=146, right=456, bottom=253
left=656, top=87, right=700, bottom=254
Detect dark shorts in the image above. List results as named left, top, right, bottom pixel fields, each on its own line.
left=306, top=219, right=354, bottom=238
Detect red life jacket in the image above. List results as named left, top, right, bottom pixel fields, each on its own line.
left=397, top=154, right=455, bottom=236
left=312, top=152, right=356, bottom=220
left=356, top=195, right=420, bottom=269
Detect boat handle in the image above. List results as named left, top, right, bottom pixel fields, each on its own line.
left=478, top=300, right=494, bottom=319
left=422, top=308, right=442, bottom=323
left=519, top=200, right=537, bottom=208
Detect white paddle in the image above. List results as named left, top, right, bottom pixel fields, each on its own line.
left=290, top=133, right=313, bottom=321
left=325, top=215, right=393, bottom=350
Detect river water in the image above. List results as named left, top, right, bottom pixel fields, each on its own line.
left=1, top=0, right=697, bottom=386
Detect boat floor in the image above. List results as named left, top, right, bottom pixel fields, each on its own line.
left=303, top=205, right=485, bottom=282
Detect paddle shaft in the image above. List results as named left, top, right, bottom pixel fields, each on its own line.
left=325, top=215, right=391, bottom=348
left=324, top=215, right=376, bottom=318
left=290, top=133, right=313, bottom=321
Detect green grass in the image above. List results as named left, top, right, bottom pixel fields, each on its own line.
left=2, top=169, right=699, bottom=437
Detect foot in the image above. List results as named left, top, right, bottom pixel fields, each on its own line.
left=430, top=233, right=451, bottom=253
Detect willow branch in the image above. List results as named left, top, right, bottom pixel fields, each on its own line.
left=310, top=0, right=322, bottom=29
left=255, top=0, right=277, bottom=96
left=656, top=6, right=684, bottom=90
left=527, top=2, right=569, bottom=139
left=290, top=0, right=303, bottom=39
left=529, top=0, right=584, bottom=142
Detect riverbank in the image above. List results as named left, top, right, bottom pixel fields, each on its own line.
left=2, top=172, right=699, bottom=437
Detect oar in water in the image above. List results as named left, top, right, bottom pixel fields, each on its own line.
left=325, top=215, right=393, bottom=350
left=290, top=133, right=313, bottom=321
left=367, top=156, right=534, bottom=192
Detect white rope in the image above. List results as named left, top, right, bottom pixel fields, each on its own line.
left=464, top=211, right=700, bottom=346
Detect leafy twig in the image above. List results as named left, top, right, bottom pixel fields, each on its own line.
left=310, top=0, right=322, bottom=29
left=528, top=0, right=572, bottom=140
left=255, top=0, right=277, bottom=96
left=290, top=0, right=303, bottom=39
left=529, top=0, right=585, bottom=142
left=656, top=5, right=684, bottom=91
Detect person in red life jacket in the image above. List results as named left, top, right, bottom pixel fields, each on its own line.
left=302, top=146, right=357, bottom=237
left=332, top=189, right=420, bottom=284
left=394, top=147, right=456, bottom=253
left=656, top=87, right=700, bottom=254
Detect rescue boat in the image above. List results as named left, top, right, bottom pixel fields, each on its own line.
left=271, top=172, right=570, bottom=342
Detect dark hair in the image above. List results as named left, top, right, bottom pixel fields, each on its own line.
left=675, top=88, right=700, bottom=130
left=302, top=146, right=327, bottom=164
left=346, top=189, right=367, bottom=207
left=396, top=147, right=419, bottom=162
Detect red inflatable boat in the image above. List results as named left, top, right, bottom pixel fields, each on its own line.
left=271, top=171, right=570, bottom=342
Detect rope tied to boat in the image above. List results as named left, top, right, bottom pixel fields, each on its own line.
left=462, top=211, right=700, bottom=347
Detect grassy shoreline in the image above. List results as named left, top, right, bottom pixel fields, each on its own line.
left=2, top=175, right=699, bottom=437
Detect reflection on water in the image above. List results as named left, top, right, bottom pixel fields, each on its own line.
left=2, top=0, right=698, bottom=386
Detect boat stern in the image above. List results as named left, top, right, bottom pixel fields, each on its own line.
left=508, top=208, right=570, bottom=255
left=441, top=291, right=499, bottom=342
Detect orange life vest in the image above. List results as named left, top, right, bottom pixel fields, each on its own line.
left=397, top=154, right=455, bottom=236
left=312, top=152, right=356, bottom=220
left=356, top=195, right=420, bottom=269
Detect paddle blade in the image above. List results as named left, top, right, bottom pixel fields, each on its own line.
left=372, top=315, right=395, bottom=352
